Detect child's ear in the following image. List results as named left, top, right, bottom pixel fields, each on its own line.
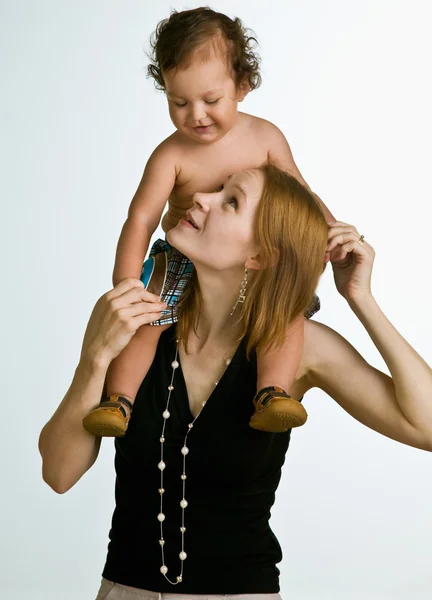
left=237, top=78, right=250, bottom=102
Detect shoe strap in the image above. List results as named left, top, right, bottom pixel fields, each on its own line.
left=254, top=386, right=291, bottom=408
left=101, top=394, right=133, bottom=418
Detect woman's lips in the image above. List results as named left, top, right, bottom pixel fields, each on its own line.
left=180, top=218, right=197, bottom=229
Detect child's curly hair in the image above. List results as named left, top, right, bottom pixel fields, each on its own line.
left=147, top=7, right=261, bottom=92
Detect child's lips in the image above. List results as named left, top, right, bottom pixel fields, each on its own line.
left=194, top=124, right=213, bottom=134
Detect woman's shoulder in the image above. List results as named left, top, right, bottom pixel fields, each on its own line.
left=295, top=318, right=362, bottom=397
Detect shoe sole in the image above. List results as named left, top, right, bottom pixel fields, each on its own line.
left=249, top=398, right=308, bottom=432
left=82, top=411, right=128, bottom=437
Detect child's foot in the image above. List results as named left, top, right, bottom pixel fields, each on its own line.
left=249, top=386, right=308, bottom=432
left=82, top=394, right=133, bottom=437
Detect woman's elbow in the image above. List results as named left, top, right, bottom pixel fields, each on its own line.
left=41, top=460, right=86, bottom=494
left=42, top=472, right=68, bottom=494
left=39, top=437, right=79, bottom=494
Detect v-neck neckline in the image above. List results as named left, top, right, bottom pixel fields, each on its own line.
left=175, top=338, right=244, bottom=422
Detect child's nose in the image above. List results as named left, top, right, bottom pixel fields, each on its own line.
left=190, top=103, right=206, bottom=123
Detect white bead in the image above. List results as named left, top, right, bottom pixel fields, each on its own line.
left=159, top=539, right=165, bottom=546
left=158, top=488, right=165, bottom=494
left=181, top=446, right=189, bottom=456
left=180, top=499, right=188, bottom=508
left=171, top=360, right=179, bottom=369
left=168, top=385, right=174, bottom=391
left=158, top=461, right=166, bottom=471
left=215, top=381, right=219, bottom=386
left=181, top=474, right=187, bottom=480
left=188, top=423, right=193, bottom=429
left=160, top=436, right=165, bottom=443
left=162, top=410, right=170, bottom=419
left=157, top=513, right=165, bottom=522
left=160, top=565, right=168, bottom=575
left=226, top=358, right=231, bottom=365
left=180, top=526, right=186, bottom=533
left=179, top=551, right=187, bottom=561
left=176, top=576, right=183, bottom=583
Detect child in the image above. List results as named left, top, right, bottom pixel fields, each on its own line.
left=82, top=7, right=334, bottom=437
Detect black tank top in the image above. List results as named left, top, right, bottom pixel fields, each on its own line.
left=102, top=329, right=295, bottom=594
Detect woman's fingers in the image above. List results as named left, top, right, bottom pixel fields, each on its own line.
left=116, top=299, right=167, bottom=321
left=327, top=228, right=363, bottom=253
left=105, top=276, right=163, bottom=304
left=104, top=279, right=163, bottom=310
left=105, top=277, right=145, bottom=301
left=331, top=236, right=375, bottom=268
left=106, top=280, right=167, bottom=333
left=133, top=312, right=168, bottom=328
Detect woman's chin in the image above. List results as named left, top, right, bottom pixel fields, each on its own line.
left=167, top=226, right=186, bottom=255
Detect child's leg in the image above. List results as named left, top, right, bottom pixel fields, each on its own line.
left=250, top=316, right=308, bottom=432
left=82, top=323, right=170, bottom=437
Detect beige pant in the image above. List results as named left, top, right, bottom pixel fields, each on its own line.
left=95, top=577, right=282, bottom=600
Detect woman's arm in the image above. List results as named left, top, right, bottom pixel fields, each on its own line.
left=305, top=317, right=432, bottom=450
left=38, top=359, right=106, bottom=494
left=38, top=279, right=167, bottom=493
left=304, top=221, right=432, bottom=451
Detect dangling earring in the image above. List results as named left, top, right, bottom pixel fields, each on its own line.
left=230, top=267, right=249, bottom=316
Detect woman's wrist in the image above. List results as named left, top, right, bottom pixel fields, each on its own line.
left=78, top=346, right=111, bottom=375
left=346, top=290, right=378, bottom=320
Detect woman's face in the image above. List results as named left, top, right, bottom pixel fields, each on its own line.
left=167, top=169, right=264, bottom=271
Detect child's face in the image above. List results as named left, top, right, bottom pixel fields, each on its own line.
left=163, top=51, right=247, bottom=145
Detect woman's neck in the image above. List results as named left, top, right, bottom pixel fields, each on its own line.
left=188, top=266, right=245, bottom=352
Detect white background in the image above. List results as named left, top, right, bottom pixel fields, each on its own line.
left=2, top=1, right=432, bottom=598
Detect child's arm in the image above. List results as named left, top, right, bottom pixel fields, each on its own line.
left=112, top=141, right=178, bottom=285
left=262, top=120, right=336, bottom=223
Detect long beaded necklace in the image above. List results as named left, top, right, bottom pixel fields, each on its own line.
left=157, top=338, right=233, bottom=585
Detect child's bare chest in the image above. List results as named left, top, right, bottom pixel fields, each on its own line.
left=162, top=138, right=267, bottom=232
left=178, top=139, right=267, bottom=192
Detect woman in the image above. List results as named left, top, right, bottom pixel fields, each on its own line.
left=38, top=165, right=432, bottom=599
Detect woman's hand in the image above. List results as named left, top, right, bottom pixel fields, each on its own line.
left=325, top=221, right=375, bottom=302
left=80, top=278, right=167, bottom=368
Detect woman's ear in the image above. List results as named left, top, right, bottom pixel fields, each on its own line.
left=245, top=253, right=262, bottom=271
left=246, top=248, right=280, bottom=271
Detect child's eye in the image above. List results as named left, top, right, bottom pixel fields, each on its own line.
left=174, top=102, right=187, bottom=107
left=227, top=196, right=238, bottom=208
left=215, top=184, right=224, bottom=192
left=205, top=99, right=220, bottom=105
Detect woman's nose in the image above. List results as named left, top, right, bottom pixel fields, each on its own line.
left=192, top=192, right=211, bottom=211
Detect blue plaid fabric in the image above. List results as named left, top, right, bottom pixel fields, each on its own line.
left=140, top=239, right=194, bottom=326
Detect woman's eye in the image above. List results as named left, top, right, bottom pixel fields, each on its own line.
left=216, top=184, right=224, bottom=192
left=174, top=102, right=187, bottom=107
left=205, top=99, right=220, bottom=105
left=228, top=196, right=238, bottom=208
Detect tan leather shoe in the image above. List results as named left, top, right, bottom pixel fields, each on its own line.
left=82, top=394, right=133, bottom=437
left=249, top=386, right=308, bottom=432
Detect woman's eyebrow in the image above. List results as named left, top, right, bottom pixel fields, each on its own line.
left=232, top=183, right=247, bottom=197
